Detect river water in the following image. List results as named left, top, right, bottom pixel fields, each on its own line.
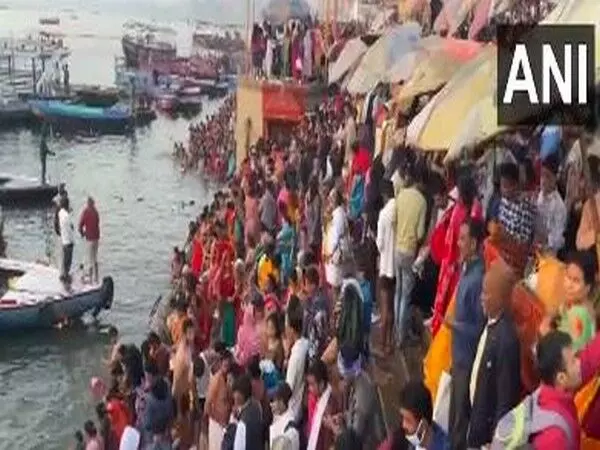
left=0, top=4, right=223, bottom=449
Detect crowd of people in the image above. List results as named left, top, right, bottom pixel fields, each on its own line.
left=75, top=2, right=600, bottom=449
left=77, top=69, right=600, bottom=450
left=173, top=96, right=236, bottom=178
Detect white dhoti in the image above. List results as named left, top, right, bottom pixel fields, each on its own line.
left=55, top=235, right=62, bottom=268
left=208, top=418, right=225, bottom=450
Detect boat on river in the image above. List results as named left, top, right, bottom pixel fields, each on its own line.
left=0, top=258, right=114, bottom=331
left=0, top=173, right=58, bottom=206
left=122, top=24, right=177, bottom=68
left=39, top=17, right=60, bottom=26
left=29, top=100, right=134, bottom=133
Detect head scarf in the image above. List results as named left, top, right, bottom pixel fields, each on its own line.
left=337, top=347, right=362, bottom=379
left=236, top=305, right=261, bottom=367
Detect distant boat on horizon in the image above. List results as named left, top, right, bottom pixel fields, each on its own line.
left=39, top=17, right=60, bottom=26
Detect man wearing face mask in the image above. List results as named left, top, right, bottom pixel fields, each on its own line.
left=398, top=380, right=449, bottom=450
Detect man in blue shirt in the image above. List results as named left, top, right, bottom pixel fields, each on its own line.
left=446, top=218, right=486, bottom=450
left=398, top=380, right=449, bottom=450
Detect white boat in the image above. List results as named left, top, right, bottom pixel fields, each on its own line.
left=0, top=258, right=114, bottom=331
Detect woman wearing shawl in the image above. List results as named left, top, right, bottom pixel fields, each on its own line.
left=323, top=189, right=347, bottom=297
left=305, top=177, right=323, bottom=259
left=540, top=251, right=597, bottom=351
left=431, top=174, right=482, bottom=336
left=303, top=26, right=313, bottom=80
left=305, top=359, right=339, bottom=450
left=236, top=305, right=261, bottom=367
left=277, top=207, right=297, bottom=285
left=189, top=228, right=204, bottom=278
left=347, top=141, right=371, bottom=222
left=216, top=251, right=236, bottom=348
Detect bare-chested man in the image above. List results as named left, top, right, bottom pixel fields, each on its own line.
left=171, top=319, right=196, bottom=448
left=204, top=348, right=233, bottom=450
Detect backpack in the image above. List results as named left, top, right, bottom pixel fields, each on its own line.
left=491, top=388, right=574, bottom=450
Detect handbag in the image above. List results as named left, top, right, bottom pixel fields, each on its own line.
left=433, top=370, right=452, bottom=434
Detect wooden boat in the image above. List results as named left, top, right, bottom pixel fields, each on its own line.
left=0, top=100, right=35, bottom=128
left=0, top=258, right=113, bottom=331
left=73, top=87, right=120, bottom=108
left=29, top=100, right=133, bottom=133
left=122, top=26, right=176, bottom=68
left=0, top=173, right=58, bottom=206
left=177, top=96, right=202, bottom=115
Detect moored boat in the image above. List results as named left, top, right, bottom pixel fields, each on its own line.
left=0, top=258, right=114, bottom=331
left=122, top=25, right=177, bottom=68
left=39, top=17, right=60, bottom=26
left=155, top=93, right=178, bottom=112
left=0, top=173, right=58, bottom=206
left=29, top=100, right=133, bottom=133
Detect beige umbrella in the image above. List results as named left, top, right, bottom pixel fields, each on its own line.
left=328, top=37, right=368, bottom=85
left=346, top=22, right=421, bottom=94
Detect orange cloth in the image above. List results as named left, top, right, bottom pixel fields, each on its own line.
left=576, top=378, right=600, bottom=450
left=510, top=283, right=544, bottom=394
left=424, top=295, right=455, bottom=401
left=534, top=255, right=566, bottom=316
left=168, top=312, right=186, bottom=345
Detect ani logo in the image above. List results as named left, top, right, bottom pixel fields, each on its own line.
left=497, top=24, right=596, bottom=127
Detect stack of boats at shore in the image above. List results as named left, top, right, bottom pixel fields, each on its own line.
left=0, top=20, right=238, bottom=132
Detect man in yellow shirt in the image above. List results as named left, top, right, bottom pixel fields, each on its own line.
left=393, top=158, right=427, bottom=345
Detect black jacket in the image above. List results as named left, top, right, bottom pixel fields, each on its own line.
left=467, top=311, right=521, bottom=448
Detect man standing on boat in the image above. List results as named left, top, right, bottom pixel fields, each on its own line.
left=39, top=123, right=55, bottom=185
left=58, top=196, right=75, bottom=284
left=79, top=196, right=100, bottom=284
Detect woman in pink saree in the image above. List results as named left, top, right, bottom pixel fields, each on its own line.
left=235, top=305, right=261, bottom=367
left=430, top=175, right=483, bottom=336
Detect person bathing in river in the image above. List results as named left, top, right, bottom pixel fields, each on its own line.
left=39, top=123, right=55, bottom=185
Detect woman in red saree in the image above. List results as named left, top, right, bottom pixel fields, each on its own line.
left=189, top=229, right=204, bottom=278
left=431, top=176, right=483, bottom=336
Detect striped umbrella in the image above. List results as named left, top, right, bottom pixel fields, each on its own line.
left=262, top=0, right=313, bottom=24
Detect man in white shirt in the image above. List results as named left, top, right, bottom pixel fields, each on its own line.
left=284, top=302, right=310, bottom=421
left=58, top=196, right=75, bottom=283
left=376, top=180, right=396, bottom=355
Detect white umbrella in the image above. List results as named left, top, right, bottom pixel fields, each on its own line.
left=386, top=51, right=419, bottom=83
left=328, top=37, right=368, bottom=85
left=346, top=22, right=421, bottom=94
